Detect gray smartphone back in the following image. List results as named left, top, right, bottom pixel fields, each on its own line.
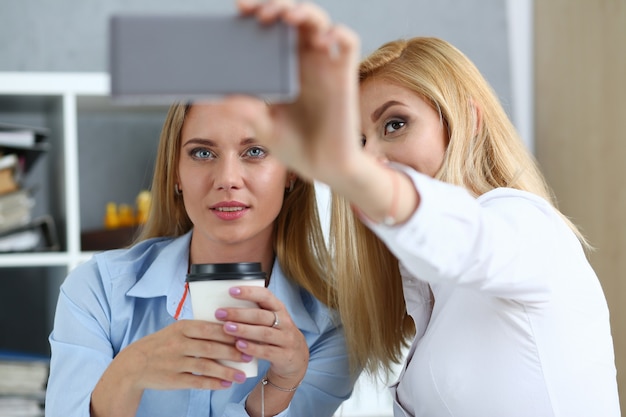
left=109, top=14, right=299, bottom=104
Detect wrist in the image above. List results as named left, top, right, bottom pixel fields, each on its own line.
left=347, top=159, right=419, bottom=226
left=265, top=369, right=304, bottom=391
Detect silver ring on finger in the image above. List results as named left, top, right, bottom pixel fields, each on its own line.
left=271, top=311, right=280, bottom=328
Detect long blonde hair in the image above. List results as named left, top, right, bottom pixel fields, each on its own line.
left=136, top=103, right=335, bottom=307
left=331, top=37, right=588, bottom=374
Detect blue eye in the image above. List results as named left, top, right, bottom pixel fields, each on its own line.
left=192, top=148, right=214, bottom=159
left=245, top=146, right=267, bottom=159
left=384, top=120, right=405, bottom=135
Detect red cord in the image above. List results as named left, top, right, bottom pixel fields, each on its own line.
left=174, top=282, right=189, bottom=320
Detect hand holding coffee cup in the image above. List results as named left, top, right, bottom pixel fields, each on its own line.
left=186, top=262, right=266, bottom=377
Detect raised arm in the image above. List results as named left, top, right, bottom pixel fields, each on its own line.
left=238, top=0, right=420, bottom=228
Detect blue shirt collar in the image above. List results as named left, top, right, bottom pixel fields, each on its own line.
left=126, top=231, right=320, bottom=334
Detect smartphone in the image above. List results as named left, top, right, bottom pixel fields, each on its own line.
left=109, top=14, right=299, bottom=104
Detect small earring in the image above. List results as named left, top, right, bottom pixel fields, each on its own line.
left=287, top=179, right=295, bottom=193
left=174, top=183, right=182, bottom=195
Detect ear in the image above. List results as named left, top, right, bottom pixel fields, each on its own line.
left=470, top=98, right=483, bottom=136
left=285, top=172, right=297, bottom=192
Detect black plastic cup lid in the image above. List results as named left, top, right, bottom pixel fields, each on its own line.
left=186, top=262, right=266, bottom=282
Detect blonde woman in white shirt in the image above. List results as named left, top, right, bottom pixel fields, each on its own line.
left=238, top=1, right=621, bottom=416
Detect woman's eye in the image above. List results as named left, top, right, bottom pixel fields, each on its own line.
left=245, top=146, right=267, bottom=158
left=192, top=148, right=214, bottom=159
left=384, top=120, right=405, bottom=135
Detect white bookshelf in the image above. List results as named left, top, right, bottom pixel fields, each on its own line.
left=0, top=72, right=164, bottom=360
left=0, top=72, right=166, bottom=269
left=0, top=72, right=109, bottom=271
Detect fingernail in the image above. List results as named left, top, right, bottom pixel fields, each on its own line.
left=215, top=309, right=228, bottom=319
left=234, top=372, right=247, bottom=383
left=236, top=339, right=248, bottom=349
left=221, top=380, right=233, bottom=387
left=225, top=323, right=238, bottom=333
left=229, top=287, right=242, bottom=296
left=242, top=353, right=253, bottom=362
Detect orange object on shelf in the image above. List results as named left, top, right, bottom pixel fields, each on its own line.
left=118, top=204, right=135, bottom=227
left=104, top=202, right=120, bottom=230
left=135, top=190, right=152, bottom=225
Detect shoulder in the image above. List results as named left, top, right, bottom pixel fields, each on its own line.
left=478, top=188, right=564, bottom=230
left=93, top=236, right=176, bottom=279
left=61, top=236, right=179, bottom=300
left=478, top=187, right=554, bottom=212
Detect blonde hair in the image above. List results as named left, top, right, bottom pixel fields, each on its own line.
left=136, top=103, right=335, bottom=307
left=331, top=37, right=589, bottom=374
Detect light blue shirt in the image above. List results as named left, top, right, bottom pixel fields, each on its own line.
left=46, top=231, right=356, bottom=417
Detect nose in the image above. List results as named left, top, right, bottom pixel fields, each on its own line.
left=363, top=137, right=387, bottom=162
left=214, top=155, right=245, bottom=191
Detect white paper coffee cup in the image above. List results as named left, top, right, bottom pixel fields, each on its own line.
left=186, top=262, right=266, bottom=377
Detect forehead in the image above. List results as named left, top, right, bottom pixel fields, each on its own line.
left=359, top=79, right=432, bottom=119
left=182, top=98, right=265, bottom=140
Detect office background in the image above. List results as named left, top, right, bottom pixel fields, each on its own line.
left=6, top=0, right=625, bottom=416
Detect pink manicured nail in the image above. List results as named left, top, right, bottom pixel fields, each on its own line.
left=215, top=309, right=227, bottom=319
left=225, top=323, right=238, bottom=333
left=234, top=372, right=247, bottom=383
left=242, top=354, right=253, bottom=362
left=229, top=287, right=242, bottom=296
left=236, top=340, right=249, bottom=349
left=221, top=380, right=233, bottom=387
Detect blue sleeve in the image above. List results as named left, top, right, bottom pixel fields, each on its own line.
left=45, top=259, right=114, bottom=417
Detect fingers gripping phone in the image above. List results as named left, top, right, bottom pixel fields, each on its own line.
left=109, top=14, right=299, bottom=104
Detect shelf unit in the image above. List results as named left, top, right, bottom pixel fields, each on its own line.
left=0, top=72, right=167, bottom=356
left=0, top=72, right=108, bottom=270
left=0, top=72, right=168, bottom=269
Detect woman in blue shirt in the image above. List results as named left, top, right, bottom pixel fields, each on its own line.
left=45, top=97, right=357, bottom=417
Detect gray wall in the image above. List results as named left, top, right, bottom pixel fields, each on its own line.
left=0, top=0, right=511, bottom=104
left=0, top=0, right=512, bottom=231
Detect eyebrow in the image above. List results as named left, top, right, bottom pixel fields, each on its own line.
left=182, top=137, right=258, bottom=146
left=371, top=100, right=406, bottom=122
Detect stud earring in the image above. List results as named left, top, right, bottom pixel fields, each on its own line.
left=287, top=179, right=295, bottom=193
left=174, top=183, right=182, bottom=195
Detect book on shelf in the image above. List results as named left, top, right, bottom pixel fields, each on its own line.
left=0, top=153, right=21, bottom=195
left=0, top=350, right=48, bottom=417
left=0, top=122, right=50, bottom=174
left=0, top=215, right=59, bottom=253
left=0, top=188, right=35, bottom=234
left=0, top=397, right=44, bottom=417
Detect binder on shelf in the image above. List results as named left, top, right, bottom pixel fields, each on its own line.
left=0, top=122, right=50, bottom=174
left=0, top=122, right=49, bottom=148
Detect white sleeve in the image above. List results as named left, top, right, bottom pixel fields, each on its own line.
left=365, top=164, right=567, bottom=303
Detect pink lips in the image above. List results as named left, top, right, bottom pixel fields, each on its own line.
left=210, top=201, right=249, bottom=221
